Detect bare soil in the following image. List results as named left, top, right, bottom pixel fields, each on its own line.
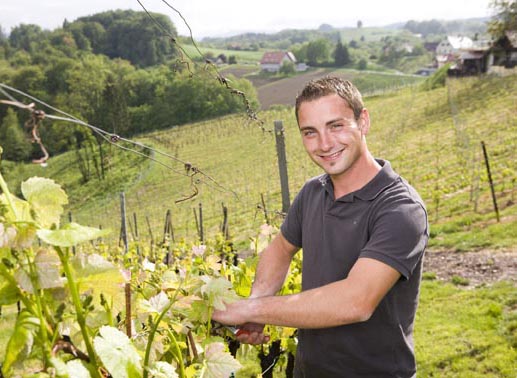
left=423, top=249, right=517, bottom=286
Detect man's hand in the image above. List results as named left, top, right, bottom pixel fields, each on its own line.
left=233, top=322, right=270, bottom=345
left=212, top=299, right=270, bottom=345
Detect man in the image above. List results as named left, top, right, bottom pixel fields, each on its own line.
left=212, top=76, right=428, bottom=377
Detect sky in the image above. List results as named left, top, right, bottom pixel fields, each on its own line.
left=1, top=0, right=494, bottom=39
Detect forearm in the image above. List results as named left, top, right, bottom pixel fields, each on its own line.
left=249, top=233, right=297, bottom=298
left=214, top=257, right=401, bottom=329
left=243, top=279, right=366, bottom=329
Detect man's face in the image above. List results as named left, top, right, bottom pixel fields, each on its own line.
left=297, top=94, right=368, bottom=179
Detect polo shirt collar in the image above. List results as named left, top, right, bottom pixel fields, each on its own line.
left=320, top=159, right=400, bottom=202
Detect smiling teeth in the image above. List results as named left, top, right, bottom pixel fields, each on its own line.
left=324, top=151, right=341, bottom=158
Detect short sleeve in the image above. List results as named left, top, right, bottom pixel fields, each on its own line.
left=360, top=197, right=428, bottom=280
left=280, top=186, right=305, bottom=248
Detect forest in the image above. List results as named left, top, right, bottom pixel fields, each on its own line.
left=0, top=10, right=258, bottom=163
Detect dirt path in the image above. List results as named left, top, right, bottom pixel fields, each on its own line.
left=423, top=249, right=517, bottom=286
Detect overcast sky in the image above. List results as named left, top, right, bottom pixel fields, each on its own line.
left=1, top=0, right=494, bottom=38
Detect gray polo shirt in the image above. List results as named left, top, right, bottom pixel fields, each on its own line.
left=281, top=159, right=428, bottom=378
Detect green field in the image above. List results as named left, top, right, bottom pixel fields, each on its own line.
left=180, top=43, right=265, bottom=63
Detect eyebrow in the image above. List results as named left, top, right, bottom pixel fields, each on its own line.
left=299, top=116, right=354, bottom=132
left=325, top=117, right=348, bottom=126
left=299, top=126, right=315, bottom=133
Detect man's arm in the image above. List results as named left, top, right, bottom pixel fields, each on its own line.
left=212, top=257, right=400, bottom=329
left=249, top=232, right=299, bottom=298
left=211, top=232, right=298, bottom=344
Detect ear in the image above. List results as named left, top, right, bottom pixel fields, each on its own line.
left=358, top=108, right=371, bottom=135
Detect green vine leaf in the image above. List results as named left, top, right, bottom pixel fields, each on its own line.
left=71, top=253, right=117, bottom=276
left=0, top=277, right=21, bottom=306
left=138, top=291, right=170, bottom=315
left=200, top=277, right=239, bottom=311
left=202, top=342, right=241, bottom=378
left=72, top=255, right=126, bottom=314
left=37, top=223, right=110, bottom=247
left=0, top=194, right=32, bottom=223
left=148, top=361, right=179, bottom=378
left=21, top=177, right=68, bottom=229
left=35, top=248, right=65, bottom=289
left=49, top=356, right=93, bottom=378
left=93, top=326, right=142, bottom=378
left=1, top=310, right=40, bottom=376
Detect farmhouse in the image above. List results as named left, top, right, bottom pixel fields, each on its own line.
left=489, top=30, right=517, bottom=68
left=260, top=51, right=297, bottom=72
left=446, top=31, right=517, bottom=76
left=436, top=36, right=474, bottom=66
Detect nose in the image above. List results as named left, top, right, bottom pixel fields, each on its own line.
left=319, top=130, right=333, bottom=152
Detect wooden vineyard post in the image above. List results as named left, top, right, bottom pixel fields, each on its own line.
left=145, top=215, right=155, bottom=261
left=119, top=192, right=132, bottom=337
left=194, top=203, right=204, bottom=242
left=221, top=202, right=229, bottom=240
left=481, top=141, right=500, bottom=222
left=133, top=212, right=140, bottom=260
left=119, top=193, right=129, bottom=255
left=274, top=120, right=290, bottom=214
left=163, top=209, right=174, bottom=266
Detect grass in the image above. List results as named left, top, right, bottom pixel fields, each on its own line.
left=180, top=44, right=265, bottom=63
left=415, top=280, right=517, bottom=377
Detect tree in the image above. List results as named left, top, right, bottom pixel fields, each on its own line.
left=357, top=20, right=363, bottom=29
left=75, top=10, right=178, bottom=67
left=306, top=39, right=331, bottom=66
left=488, top=0, right=517, bottom=38
left=0, top=108, right=31, bottom=161
left=358, top=58, right=368, bottom=70
left=333, top=40, right=350, bottom=66
left=279, top=60, right=295, bottom=75
left=9, top=24, right=46, bottom=53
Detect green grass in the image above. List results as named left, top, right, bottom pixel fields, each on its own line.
left=415, top=280, right=517, bottom=377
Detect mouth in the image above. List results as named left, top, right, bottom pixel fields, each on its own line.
left=319, top=150, right=343, bottom=161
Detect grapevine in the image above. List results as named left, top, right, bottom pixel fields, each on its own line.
left=0, top=149, right=300, bottom=377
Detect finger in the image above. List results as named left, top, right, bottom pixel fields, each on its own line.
left=237, top=331, right=269, bottom=345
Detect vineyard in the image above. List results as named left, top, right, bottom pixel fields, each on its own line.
left=1, top=74, right=517, bottom=377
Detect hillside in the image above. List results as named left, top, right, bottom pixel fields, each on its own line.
left=3, top=73, right=516, bottom=252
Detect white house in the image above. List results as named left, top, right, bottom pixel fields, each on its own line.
left=260, top=51, right=297, bottom=72
left=436, top=36, right=474, bottom=67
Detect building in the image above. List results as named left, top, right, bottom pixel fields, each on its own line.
left=436, top=36, right=474, bottom=67
left=260, top=51, right=297, bottom=73
left=489, top=30, right=517, bottom=68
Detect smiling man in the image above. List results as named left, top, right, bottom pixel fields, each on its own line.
left=212, top=76, right=429, bottom=377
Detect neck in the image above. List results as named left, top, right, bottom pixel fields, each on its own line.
left=331, top=153, right=381, bottom=199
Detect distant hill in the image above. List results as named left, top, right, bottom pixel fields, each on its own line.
left=200, top=17, right=488, bottom=48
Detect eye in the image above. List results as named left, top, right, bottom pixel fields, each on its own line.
left=301, top=128, right=316, bottom=137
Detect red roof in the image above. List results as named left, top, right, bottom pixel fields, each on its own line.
left=260, top=51, right=295, bottom=64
